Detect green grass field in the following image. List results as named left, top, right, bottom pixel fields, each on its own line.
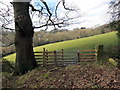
left=3, top=32, right=118, bottom=62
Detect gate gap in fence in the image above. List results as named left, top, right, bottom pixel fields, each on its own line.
left=34, top=45, right=104, bottom=67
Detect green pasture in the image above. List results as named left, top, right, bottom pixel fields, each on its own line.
left=3, top=32, right=118, bottom=63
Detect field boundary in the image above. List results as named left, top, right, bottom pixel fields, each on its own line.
left=34, top=46, right=103, bottom=66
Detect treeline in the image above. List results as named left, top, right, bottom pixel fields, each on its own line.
left=1, top=22, right=116, bottom=56
left=1, top=30, right=15, bottom=57
left=33, top=24, right=112, bottom=47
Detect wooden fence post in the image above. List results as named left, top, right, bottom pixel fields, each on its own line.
left=54, top=51, right=57, bottom=66
left=77, top=51, right=80, bottom=62
left=62, top=49, right=64, bottom=65
left=96, top=45, right=104, bottom=61
left=62, top=49, right=64, bottom=60
left=46, top=50, right=48, bottom=66
left=43, top=48, right=46, bottom=67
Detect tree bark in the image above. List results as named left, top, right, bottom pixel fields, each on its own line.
left=13, top=2, right=37, bottom=75
left=117, top=21, right=120, bottom=69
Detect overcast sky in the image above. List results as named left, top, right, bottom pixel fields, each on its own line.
left=67, top=0, right=111, bottom=28
left=61, top=0, right=111, bottom=29
left=1, top=0, right=111, bottom=30
left=33, top=0, right=111, bottom=29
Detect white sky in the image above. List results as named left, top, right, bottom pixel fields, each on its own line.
left=65, top=0, right=111, bottom=29
left=0, top=0, right=111, bottom=30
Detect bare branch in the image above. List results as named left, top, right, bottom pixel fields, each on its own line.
left=33, top=22, right=64, bottom=29
left=109, top=0, right=120, bottom=21
left=0, top=0, right=80, bottom=31
left=2, top=25, right=14, bottom=30
left=55, top=1, right=61, bottom=18
left=29, top=4, right=43, bottom=13
left=62, top=0, right=77, bottom=11
left=0, top=1, right=14, bottom=30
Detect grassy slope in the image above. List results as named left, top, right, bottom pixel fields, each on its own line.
left=3, top=32, right=118, bottom=62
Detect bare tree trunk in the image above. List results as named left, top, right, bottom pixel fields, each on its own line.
left=117, top=22, right=120, bottom=69
left=118, top=37, right=120, bottom=68
left=13, top=2, right=37, bottom=75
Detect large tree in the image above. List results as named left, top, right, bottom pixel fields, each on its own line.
left=0, top=0, right=79, bottom=75
left=12, top=2, right=37, bottom=75
left=109, top=0, right=120, bottom=68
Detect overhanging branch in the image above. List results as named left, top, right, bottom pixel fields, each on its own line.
left=33, top=22, right=64, bottom=29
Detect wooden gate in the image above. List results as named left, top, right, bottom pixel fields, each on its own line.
left=80, top=50, right=97, bottom=62
left=34, top=48, right=98, bottom=67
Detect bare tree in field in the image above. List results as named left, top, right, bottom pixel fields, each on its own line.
left=109, top=0, right=120, bottom=68
left=0, top=0, right=80, bottom=75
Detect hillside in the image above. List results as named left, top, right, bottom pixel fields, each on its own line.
left=2, top=63, right=120, bottom=88
left=2, top=31, right=120, bottom=89
left=3, top=31, right=118, bottom=62
left=34, top=31, right=118, bottom=51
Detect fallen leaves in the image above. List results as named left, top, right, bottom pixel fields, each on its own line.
left=2, top=64, right=120, bottom=88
